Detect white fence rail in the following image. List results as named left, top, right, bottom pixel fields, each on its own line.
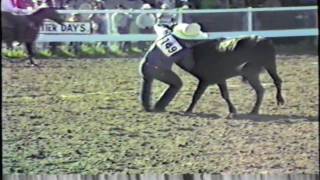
left=37, top=6, right=318, bottom=42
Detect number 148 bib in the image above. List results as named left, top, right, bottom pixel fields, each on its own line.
left=156, top=34, right=183, bottom=57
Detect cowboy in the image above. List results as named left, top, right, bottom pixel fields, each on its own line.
left=156, top=3, right=176, bottom=28
left=140, top=23, right=208, bottom=112
left=111, top=4, right=132, bottom=52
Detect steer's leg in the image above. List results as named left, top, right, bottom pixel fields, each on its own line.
left=153, top=70, right=183, bottom=112
left=217, top=81, right=237, bottom=118
left=246, top=73, right=264, bottom=114
left=186, top=80, right=208, bottom=113
left=265, top=62, right=285, bottom=106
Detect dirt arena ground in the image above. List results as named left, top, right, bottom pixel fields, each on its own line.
left=2, top=55, right=319, bottom=174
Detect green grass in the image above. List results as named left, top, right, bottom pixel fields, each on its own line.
left=2, top=44, right=143, bottom=60
left=2, top=55, right=319, bottom=174
left=3, top=49, right=28, bottom=59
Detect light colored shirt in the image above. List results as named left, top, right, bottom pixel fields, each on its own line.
left=1, top=0, right=32, bottom=14
left=136, top=13, right=156, bottom=29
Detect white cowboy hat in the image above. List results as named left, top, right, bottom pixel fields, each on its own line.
left=141, top=3, right=152, bottom=9
left=172, top=23, right=208, bottom=40
left=181, top=5, right=189, bottom=9
left=161, top=3, right=170, bottom=9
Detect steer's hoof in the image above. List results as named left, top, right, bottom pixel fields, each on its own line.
left=144, top=108, right=152, bottom=112
left=153, top=108, right=165, bottom=113
left=30, top=62, right=40, bottom=68
left=226, top=113, right=236, bottom=119
left=277, top=97, right=285, bottom=106
left=249, top=110, right=259, bottom=115
left=185, top=107, right=193, bottom=113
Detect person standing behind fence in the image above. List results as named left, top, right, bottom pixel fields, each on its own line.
left=180, top=4, right=194, bottom=23
left=135, top=3, right=156, bottom=51
left=90, top=0, right=108, bottom=35
left=156, top=3, right=177, bottom=28
left=111, top=4, right=132, bottom=52
left=68, top=13, right=83, bottom=55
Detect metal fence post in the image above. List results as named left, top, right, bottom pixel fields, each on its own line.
left=107, top=12, right=112, bottom=34
left=177, top=9, right=183, bottom=24
left=247, top=7, right=253, bottom=32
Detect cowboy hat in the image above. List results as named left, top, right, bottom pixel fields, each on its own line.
left=161, top=3, right=170, bottom=9
left=181, top=5, right=189, bottom=9
left=172, top=23, right=208, bottom=40
left=141, top=3, right=152, bottom=9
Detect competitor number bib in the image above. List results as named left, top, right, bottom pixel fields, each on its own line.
left=156, top=34, right=183, bottom=57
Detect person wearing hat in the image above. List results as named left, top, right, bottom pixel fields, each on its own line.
left=179, top=4, right=194, bottom=23
left=140, top=22, right=208, bottom=112
left=156, top=2, right=176, bottom=28
left=111, top=4, right=132, bottom=52
left=66, top=13, right=84, bottom=55
left=136, top=3, right=156, bottom=51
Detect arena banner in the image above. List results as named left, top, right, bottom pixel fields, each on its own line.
left=40, top=21, right=91, bottom=34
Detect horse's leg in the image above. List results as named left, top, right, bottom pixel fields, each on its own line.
left=186, top=80, right=208, bottom=113
left=2, top=42, right=13, bottom=60
left=6, top=42, right=13, bottom=50
left=140, top=77, right=154, bottom=112
left=25, top=42, right=37, bottom=66
left=217, top=81, right=237, bottom=118
left=153, top=70, right=183, bottom=112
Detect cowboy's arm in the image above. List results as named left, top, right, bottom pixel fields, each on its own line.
left=176, top=48, right=195, bottom=71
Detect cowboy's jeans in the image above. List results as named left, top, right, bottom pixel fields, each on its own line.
left=140, top=63, right=183, bottom=111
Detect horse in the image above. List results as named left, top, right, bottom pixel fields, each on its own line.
left=174, top=36, right=285, bottom=117
left=1, top=7, right=64, bottom=66
left=141, top=36, right=284, bottom=118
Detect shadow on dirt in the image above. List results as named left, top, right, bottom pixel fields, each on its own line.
left=169, top=111, right=221, bottom=119
left=232, top=114, right=318, bottom=123
left=170, top=111, right=318, bottom=123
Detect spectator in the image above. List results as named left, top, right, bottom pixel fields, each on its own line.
left=176, top=0, right=201, bottom=9
left=180, top=4, right=193, bottom=23
left=135, top=3, right=156, bottom=51
left=92, top=0, right=106, bottom=9
left=111, top=4, right=132, bottom=52
left=156, top=3, right=177, bottom=27
left=67, top=13, right=83, bottom=54
left=90, top=13, right=108, bottom=35
left=136, top=3, right=156, bottom=32
left=90, top=0, right=108, bottom=35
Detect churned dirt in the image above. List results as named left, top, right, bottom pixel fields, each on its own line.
left=2, top=55, right=318, bottom=174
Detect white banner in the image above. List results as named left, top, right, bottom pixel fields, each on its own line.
left=40, top=21, right=91, bottom=34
